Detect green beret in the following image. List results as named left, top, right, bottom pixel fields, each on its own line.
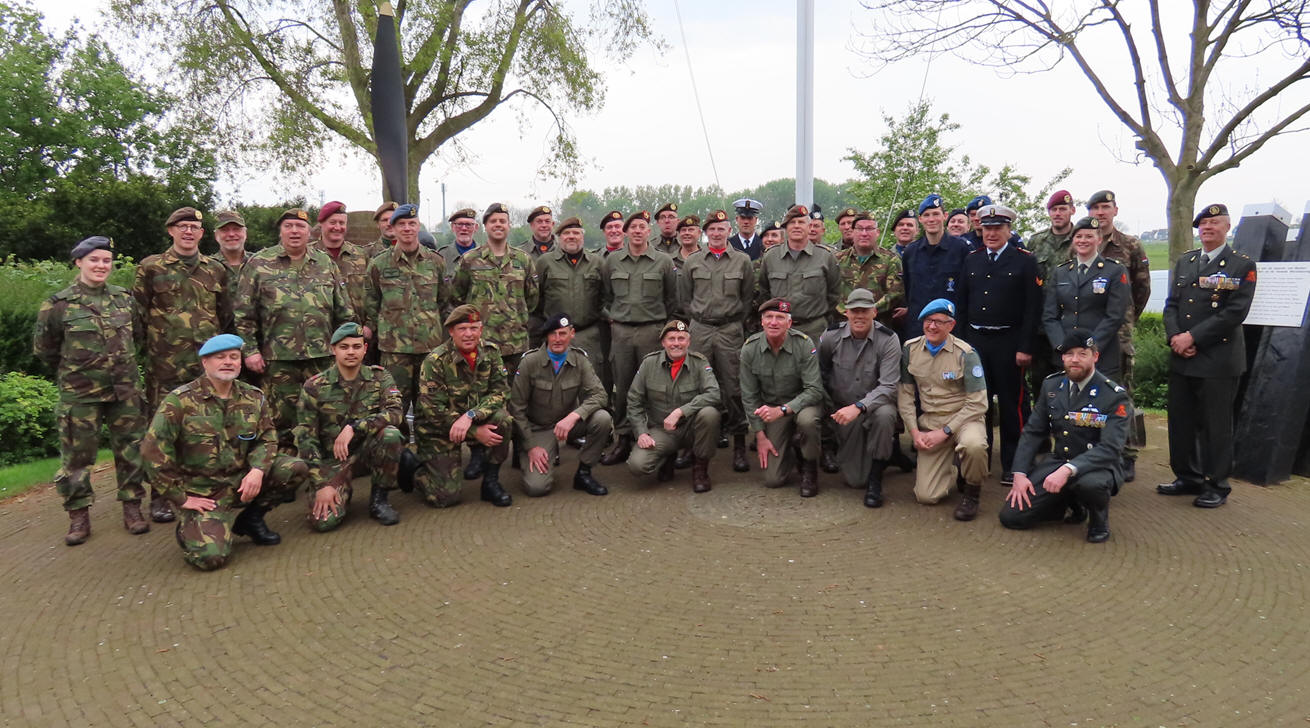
left=331, top=322, right=364, bottom=345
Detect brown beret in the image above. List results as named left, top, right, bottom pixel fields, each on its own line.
left=448, top=208, right=476, bottom=223
left=373, top=201, right=398, bottom=221
left=759, top=298, right=793, bottom=314
left=660, top=319, right=690, bottom=338
left=599, top=210, right=624, bottom=229
left=276, top=208, right=311, bottom=226
left=166, top=207, right=203, bottom=227
left=836, top=207, right=859, bottom=223
left=624, top=210, right=651, bottom=230
left=527, top=205, right=553, bottom=223
left=655, top=202, right=678, bottom=216
left=701, top=209, right=730, bottom=230
left=781, top=205, right=810, bottom=226
left=444, top=304, right=483, bottom=328
left=677, top=215, right=701, bottom=230
left=555, top=217, right=583, bottom=234
left=849, top=211, right=873, bottom=224
left=318, top=201, right=347, bottom=223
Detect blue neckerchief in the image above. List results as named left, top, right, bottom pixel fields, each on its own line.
left=547, top=349, right=568, bottom=373
left=457, top=241, right=477, bottom=256
left=924, top=339, right=946, bottom=356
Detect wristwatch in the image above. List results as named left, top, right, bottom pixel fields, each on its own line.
left=779, top=404, right=789, bottom=415
left=942, top=424, right=953, bottom=436
left=854, top=402, right=867, bottom=413
left=465, top=409, right=478, bottom=420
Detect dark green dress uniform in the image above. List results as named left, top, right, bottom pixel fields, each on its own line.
left=739, top=329, right=825, bottom=488
left=234, top=245, right=355, bottom=445
left=1042, top=255, right=1129, bottom=380
left=678, top=246, right=754, bottom=438
left=141, top=377, right=307, bottom=570
left=133, top=248, right=233, bottom=408
left=601, top=247, right=679, bottom=439
left=755, top=244, right=841, bottom=344
left=412, top=341, right=513, bottom=507
left=1162, top=244, right=1256, bottom=501
left=364, top=245, right=450, bottom=411
left=452, top=246, right=540, bottom=367
left=999, top=368, right=1130, bottom=539
left=508, top=346, right=612, bottom=495
left=626, top=350, right=721, bottom=475
left=33, top=279, right=148, bottom=512
left=534, top=248, right=607, bottom=385
left=294, top=364, right=405, bottom=531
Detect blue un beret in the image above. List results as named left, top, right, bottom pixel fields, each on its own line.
left=390, top=203, right=418, bottom=225
left=198, top=334, right=245, bottom=357
left=918, top=194, right=944, bottom=215
left=918, top=298, right=956, bottom=320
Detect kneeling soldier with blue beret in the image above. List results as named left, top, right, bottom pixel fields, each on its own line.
left=1000, top=331, right=1130, bottom=542
left=141, top=334, right=309, bottom=570
left=508, top=314, right=613, bottom=497
left=294, top=323, right=406, bottom=530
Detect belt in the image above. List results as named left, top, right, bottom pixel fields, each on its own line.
left=969, top=324, right=1013, bottom=333
left=614, top=319, right=663, bottom=326
left=692, top=317, right=740, bottom=327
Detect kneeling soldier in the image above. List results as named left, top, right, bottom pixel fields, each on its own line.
left=509, top=314, right=612, bottom=496
left=413, top=305, right=515, bottom=507
left=626, top=320, right=721, bottom=492
left=295, top=323, right=406, bottom=530
left=1000, top=331, right=1130, bottom=542
left=142, top=334, right=308, bottom=570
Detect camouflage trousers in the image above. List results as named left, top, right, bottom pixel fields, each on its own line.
left=414, top=409, right=512, bottom=507
left=54, top=396, right=147, bottom=511
left=175, top=453, right=306, bottom=571
left=380, top=351, right=425, bottom=416
left=304, top=425, right=405, bottom=532
left=1119, top=349, right=1145, bottom=455
left=263, top=358, right=332, bottom=447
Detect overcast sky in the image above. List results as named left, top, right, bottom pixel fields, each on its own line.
left=36, top=0, right=1309, bottom=233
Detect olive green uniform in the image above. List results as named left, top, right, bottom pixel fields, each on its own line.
left=508, top=346, right=612, bottom=495
left=897, top=334, right=990, bottom=503
left=141, top=377, right=306, bottom=570
left=678, top=246, right=754, bottom=436
left=33, top=280, right=148, bottom=510
left=626, top=350, right=721, bottom=475
left=601, top=247, right=679, bottom=437
left=294, top=364, right=405, bottom=531
left=756, top=244, right=841, bottom=343
left=413, top=341, right=513, bottom=507
left=739, top=329, right=825, bottom=487
left=534, top=248, right=608, bottom=388
left=364, top=245, right=450, bottom=410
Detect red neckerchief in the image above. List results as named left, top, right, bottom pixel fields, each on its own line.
left=669, top=357, right=685, bottom=380
left=461, top=350, right=478, bottom=369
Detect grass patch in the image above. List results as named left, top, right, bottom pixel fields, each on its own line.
left=1143, top=241, right=1170, bottom=270
left=0, top=449, right=109, bottom=500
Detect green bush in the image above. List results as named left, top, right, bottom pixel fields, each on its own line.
left=1133, top=312, right=1169, bottom=410
left=0, top=372, right=60, bottom=466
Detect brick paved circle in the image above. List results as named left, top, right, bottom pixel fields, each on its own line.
left=2, top=416, right=1309, bottom=726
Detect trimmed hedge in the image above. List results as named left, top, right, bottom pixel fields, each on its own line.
left=0, top=372, right=60, bottom=466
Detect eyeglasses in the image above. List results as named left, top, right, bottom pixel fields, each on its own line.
left=174, top=224, right=203, bottom=232
left=922, top=317, right=953, bottom=328
left=452, top=222, right=476, bottom=229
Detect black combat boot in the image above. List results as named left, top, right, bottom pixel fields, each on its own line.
left=657, top=455, right=676, bottom=482
left=692, top=457, right=711, bottom=493
left=463, top=445, right=486, bottom=480
left=1086, top=506, right=1110, bottom=543
left=369, top=487, right=400, bottom=526
left=233, top=504, right=281, bottom=545
left=397, top=449, right=420, bottom=493
left=954, top=484, right=981, bottom=521
left=864, top=459, right=886, bottom=508
left=598, top=435, right=632, bottom=466
left=1122, top=457, right=1136, bottom=483
left=149, top=490, right=175, bottom=523
left=731, top=433, right=749, bottom=472
left=799, top=459, right=819, bottom=498
left=573, top=464, right=608, bottom=496
left=820, top=447, right=840, bottom=474
left=889, top=438, right=916, bottom=472
left=480, top=463, right=512, bottom=507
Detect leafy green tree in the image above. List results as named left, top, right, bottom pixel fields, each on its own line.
left=109, top=0, right=661, bottom=202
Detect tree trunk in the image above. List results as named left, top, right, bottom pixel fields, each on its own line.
left=374, top=156, right=422, bottom=206
left=1164, top=172, right=1202, bottom=264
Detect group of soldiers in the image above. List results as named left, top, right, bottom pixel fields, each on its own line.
left=32, top=189, right=1256, bottom=568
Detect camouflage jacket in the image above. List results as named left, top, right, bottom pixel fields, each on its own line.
left=1099, top=228, right=1151, bottom=321
left=210, top=250, right=254, bottom=282
left=294, top=364, right=403, bottom=465
left=234, top=245, right=355, bottom=360
left=834, top=245, right=905, bottom=315
left=140, top=377, right=277, bottom=506
left=452, top=245, right=540, bottom=356
left=313, top=241, right=373, bottom=325
left=365, top=245, right=450, bottom=353
left=133, top=248, right=233, bottom=377
left=33, top=280, right=142, bottom=404
left=415, top=341, right=510, bottom=447
left=1027, top=227, right=1074, bottom=285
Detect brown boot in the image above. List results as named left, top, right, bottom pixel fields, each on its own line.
left=954, top=484, right=981, bottom=521
left=65, top=508, right=91, bottom=546
left=692, top=457, right=711, bottom=493
left=122, top=501, right=149, bottom=535
left=598, top=435, right=632, bottom=466
left=799, top=459, right=819, bottom=497
left=149, top=491, right=175, bottom=523
left=731, top=434, right=749, bottom=472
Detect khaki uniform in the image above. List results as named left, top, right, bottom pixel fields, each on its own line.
left=678, top=246, right=755, bottom=436
left=294, top=364, right=405, bottom=531
left=626, top=350, right=721, bottom=475
left=818, top=322, right=902, bottom=487
left=739, top=329, right=825, bottom=487
left=33, top=280, right=147, bottom=510
left=452, top=246, right=540, bottom=361
left=364, top=245, right=450, bottom=410
left=897, top=334, right=989, bottom=503
left=755, top=244, right=841, bottom=343
left=534, top=249, right=607, bottom=388
left=508, top=347, right=612, bottom=495
left=601, top=247, right=679, bottom=437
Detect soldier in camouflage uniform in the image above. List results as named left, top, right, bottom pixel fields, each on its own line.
left=360, top=201, right=398, bottom=259
left=210, top=209, right=254, bottom=280
left=295, top=324, right=405, bottom=530
left=412, top=306, right=515, bottom=508
left=134, top=207, right=233, bottom=523
left=452, top=203, right=540, bottom=372
left=142, top=334, right=307, bottom=570
left=1026, top=190, right=1078, bottom=400
left=534, top=216, right=608, bottom=390
left=313, top=201, right=373, bottom=342
left=34, top=236, right=150, bottom=545
left=834, top=212, right=904, bottom=327
left=235, top=208, right=355, bottom=448
left=364, top=204, right=449, bottom=414
left=756, top=205, right=841, bottom=344
left=1088, top=190, right=1151, bottom=480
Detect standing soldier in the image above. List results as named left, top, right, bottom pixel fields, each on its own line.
left=142, top=334, right=308, bottom=570
left=1042, top=217, right=1129, bottom=380
left=739, top=299, right=827, bottom=496
left=1158, top=204, right=1256, bottom=509
left=526, top=205, right=557, bottom=257
left=627, top=320, right=722, bottom=492
left=364, top=203, right=450, bottom=416
left=1028, top=190, right=1078, bottom=394
left=819, top=289, right=902, bottom=507
left=653, top=201, right=680, bottom=255
left=670, top=214, right=703, bottom=271
left=508, top=314, right=612, bottom=497
left=807, top=207, right=827, bottom=247
left=362, top=201, right=398, bottom=258
left=897, top=299, right=990, bottom=521
left=729, top=198, right=764, bottom=260
left=295, top=323, right=405, bottom=530
left=313, top=201, right=373, bottom=342
left=1088, top=189, right=1151, bottom=481
left=889, top=209, right=917, bottom=258
left=835, top=211, right=904, bottom=328
left=835, top=207, right=859, bottom=249
left=34, top=236, right=150, bottom=545
left=413, top=305, right=515, bottom=508
left=235, top=208, right=355, bottom=447
left=600, top=210, right=627, bottom=255
left=211, top=209, right=254, bottom=279
left=134, top=206, right=233, bottom=523
left=679, top=209, right=754, bottom=472
left=535, top=216, right=607, bottom=388
left=901, top=194, right=970, bottom=340
left=438, top=208, right=480, bottom=269
left=597, top=210, right=679, bottom=466
left=756, top=204, right=841, bottom=344
left=452, top=202, right=539, bottom=372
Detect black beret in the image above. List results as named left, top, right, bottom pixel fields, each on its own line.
left=1192, top=203, right=1229, bottom=227
left=891, top=209, right=916, bottom=226
left=624, top=210, right=651, bottom=229
left=1058, top=329, right=1099, bottom=353
left=1087, top=190, right=1116, bottom=207
left=599, top=210, right=624, bottom=230
left=655, top=202, right=678, bottom=216
left=1071, top=216, right=1100, bottom=234
left=538, top=312, right=575, bottom=338
left=482, top=203, right=508, bottom=223
left=70, top=236, right=114, bottom=260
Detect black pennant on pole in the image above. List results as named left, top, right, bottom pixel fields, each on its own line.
left=371, top=3, right=408, bottom=204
